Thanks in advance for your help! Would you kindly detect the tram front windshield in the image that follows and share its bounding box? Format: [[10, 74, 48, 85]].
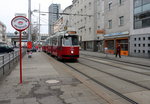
[[63, 35, 78, 46]]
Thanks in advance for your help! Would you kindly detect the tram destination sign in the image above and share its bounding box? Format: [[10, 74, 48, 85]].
[[11, 16, 30, 31]]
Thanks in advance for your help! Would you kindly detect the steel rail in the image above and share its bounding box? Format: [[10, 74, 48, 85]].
[[80, 56, 150, 77], [64, 63, 139, 104]]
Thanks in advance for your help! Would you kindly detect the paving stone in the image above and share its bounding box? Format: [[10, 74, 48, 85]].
[[11, 99, 24, 104], [65, 98, 78, 103], [23, 98, 38, 104]]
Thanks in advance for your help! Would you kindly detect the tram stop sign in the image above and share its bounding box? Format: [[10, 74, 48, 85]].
[[11, 16, 30, 31], [11, 16, 30, 84]]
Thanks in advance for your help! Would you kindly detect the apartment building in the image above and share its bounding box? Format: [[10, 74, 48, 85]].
[[0, 21, 6, 42], [70, 0, 104, 51], [104, 0, 130, 56], [130, 0, 150, 58]]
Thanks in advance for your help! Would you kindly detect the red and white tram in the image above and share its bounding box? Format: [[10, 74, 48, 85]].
[[43, 31, 79, 60]]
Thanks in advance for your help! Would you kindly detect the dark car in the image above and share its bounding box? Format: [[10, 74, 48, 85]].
[[0, 42, 14, 53]]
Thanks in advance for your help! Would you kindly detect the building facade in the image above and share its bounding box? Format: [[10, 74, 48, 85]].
[[130, 0, 150, 58], [70, 0, 105, 51], [104, 0, 130, 56], [0, 21, 6, 42], [53, 16, 63, 33], [48, 4, 61, 36]]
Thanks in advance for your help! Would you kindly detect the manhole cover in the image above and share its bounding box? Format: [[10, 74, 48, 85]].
[[46, 80, 60, 84]]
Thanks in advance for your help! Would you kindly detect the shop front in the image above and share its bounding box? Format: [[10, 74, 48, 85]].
[[104, 31, 129, 56]]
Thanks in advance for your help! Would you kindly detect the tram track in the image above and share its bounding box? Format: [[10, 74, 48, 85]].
[[81, 54, 150, 70], [64, 62, 140, 104], [80, 56, 150, 77], [45, 52, 150, 104], [78, 61, 150, 90]]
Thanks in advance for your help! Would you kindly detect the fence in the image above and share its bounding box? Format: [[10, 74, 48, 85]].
[[0, 49, 26, 78]]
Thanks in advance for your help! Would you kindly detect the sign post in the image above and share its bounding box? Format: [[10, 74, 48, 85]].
[[11, 16, 30, 84]]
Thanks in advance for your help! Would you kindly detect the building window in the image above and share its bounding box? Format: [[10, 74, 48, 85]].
[[143, 50, 145, 53], [97, 13, 100, 19], [84, 17, 87, 23], [148, 37, 150, 40], [109, 2, 112, 10], [89, 27, 91, 33], [138, 50, 141, 53], [134, 44, 136, 47], [89, 2, 91, 9], [108, 20, 112, 29], [119, 16, 124, 26], [84, 6, 86, 11], [139, 44, 141, 47], [148, 44, 150, 47], [98, 26, 100, 29], [148, 50, 150, 53], [143, 44, 145, 47], [134, 38, 136, 41], [134, 0, 150, 29], [139, 37, 141, 40], [134, 50, 136, 53], [143, 37, 145, 40], [134, 0, 142, 7]]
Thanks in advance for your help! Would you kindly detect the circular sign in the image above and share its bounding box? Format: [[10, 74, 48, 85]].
[[11, 16, 30, 31]]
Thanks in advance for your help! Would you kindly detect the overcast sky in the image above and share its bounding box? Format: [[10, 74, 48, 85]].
[[0, 0, 72, 34]]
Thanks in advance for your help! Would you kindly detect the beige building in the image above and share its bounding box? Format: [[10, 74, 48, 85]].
[[104, 0, 130, 56]]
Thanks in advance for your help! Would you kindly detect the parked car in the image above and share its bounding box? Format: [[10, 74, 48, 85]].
[[0, 42, 14, 53], [31, 47, 37, 52]]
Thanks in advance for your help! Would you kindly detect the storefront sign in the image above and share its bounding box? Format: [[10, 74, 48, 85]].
[[97, 30, 105, 34], [104, 31, 129, 37]]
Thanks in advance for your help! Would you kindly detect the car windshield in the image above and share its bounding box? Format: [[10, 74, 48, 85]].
[[63, 35, 79, 46]]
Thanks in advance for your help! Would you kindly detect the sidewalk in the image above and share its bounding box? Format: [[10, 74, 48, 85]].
[[0, 52, 108, 104], [80, 50, 150, 67]]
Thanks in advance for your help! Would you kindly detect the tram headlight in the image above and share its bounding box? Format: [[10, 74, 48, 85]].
[[71, 50, 74, 54]]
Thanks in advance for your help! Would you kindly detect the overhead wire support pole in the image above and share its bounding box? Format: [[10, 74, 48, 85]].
[[39, 4, 41, 44], [28, 0, 31, 41]]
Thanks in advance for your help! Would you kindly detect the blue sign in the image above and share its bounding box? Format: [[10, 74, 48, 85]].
[[104, 31, 129, 37]]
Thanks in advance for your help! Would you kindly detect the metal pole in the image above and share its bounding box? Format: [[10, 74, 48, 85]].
[[28, 0, 31, 41], [39, 4, 41, 44], [19, 31, 23, 84], [93, 0, 97, 51]]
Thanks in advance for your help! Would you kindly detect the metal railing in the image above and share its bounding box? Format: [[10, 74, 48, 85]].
[[0, 49, 26, 78]]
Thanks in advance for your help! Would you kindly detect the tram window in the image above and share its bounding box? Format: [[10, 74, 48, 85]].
[[63, 36, 79, 46], [63, 37, 72, 46], [72, 36, 79, 45]]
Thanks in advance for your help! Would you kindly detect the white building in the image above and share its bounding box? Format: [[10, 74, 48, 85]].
[[70, 0, 105, 51]]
